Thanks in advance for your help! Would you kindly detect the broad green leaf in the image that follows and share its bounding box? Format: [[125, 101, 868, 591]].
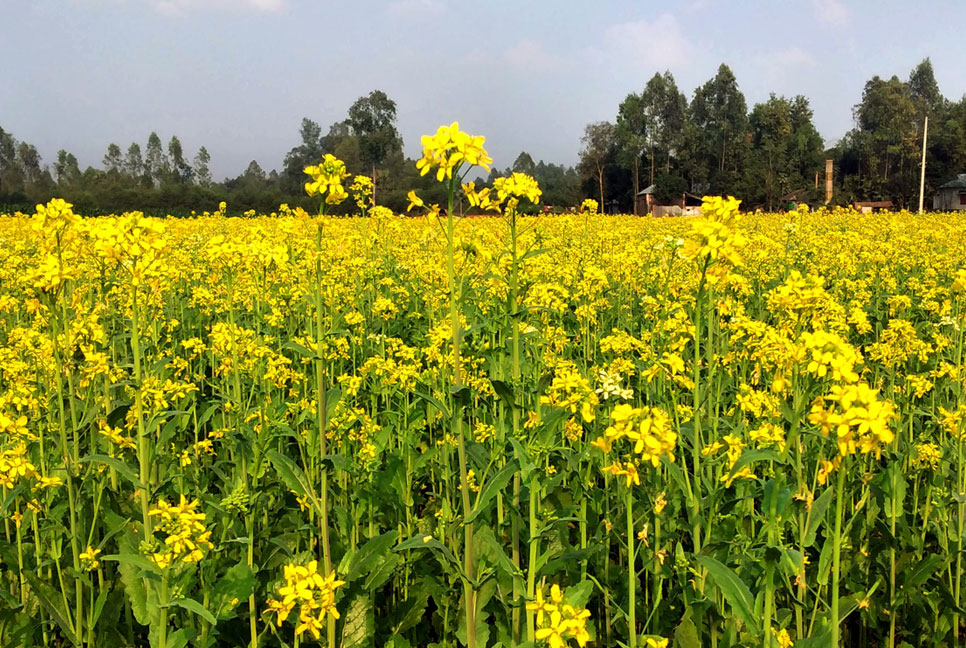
[[22, 571, 81, 646], [490, 379, 517, 409], [805, 487, 834, 547], [343, 530, 400, 582], [167, 597, 217, 626], [673, 608, 701, 648], [341, 594, 374, 648], [0, 486, 25, 515], [393, 590, 430, 634], [90, 587, 110, 631], [414, 390, 450, 419], [266, 450, 321, 515], [723, 449, 784, 483], [476, 526, 522, 583], [565, 580, 594, 608], [102, 553, 161, 576], [366, 553, 401, 590], [467, 459, 518, 523], [283, 340, 319, 359], [696, 556, 758, 634], [209, 563, 255, 620], [164, 628, 196, 648], [901, 553, 944, 592], [78, 454, 143, 489]]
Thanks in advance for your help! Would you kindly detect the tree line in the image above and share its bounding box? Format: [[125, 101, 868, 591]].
[[1, 58, 964, 214], [581, 58, 966, 213]]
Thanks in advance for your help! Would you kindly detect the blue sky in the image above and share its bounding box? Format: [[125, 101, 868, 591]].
[[2, 0, 963, 180]]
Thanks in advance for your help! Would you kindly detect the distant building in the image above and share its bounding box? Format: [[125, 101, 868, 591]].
[[933, 174, 966, 211], [853, 200, 894, 213], [635, 185, 702, 216], [780, 189, 808, 208]]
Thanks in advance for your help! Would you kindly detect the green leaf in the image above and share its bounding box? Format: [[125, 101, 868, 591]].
[[696, 556, 758, 634], [385, 636, 413, 648], [662, 456, 690, 499], [901, 553, 945, 592], [794, 620, 832, 647], [112, 536, 160, 627], [78, 454, 143, 489], [476, 526, 522, 582], [326, 386, 342, 418], [393, 590, 430, 634], [395, 535, 465, 581], [365, 553, 401, 590], [343, 530, 400, 583], [0, 486, 24, 515], [167, 597, 217, 626], [102, 553, 161, 576], [164, 628, 196, 648], [519, 247, 550, 262], [209, 563, 255, 620], [762, 478, 791, 521], [674, 608, 701, 648], [805, 487, 834, 547], [196, 401, 223, 428], [341, 594, 374, 648], [457, 578, 494, 648], [22, 571, 81, 646], [565, 580, 594, 608], [266, 450, 322, 515], [414, 390, 450, 419], [90, 587, 110, 631], [467, 459, 518, 523], [490, 379, 517, 409], [723, 449, 784, 482], [817, 532, 833, 586], [283, 340, 319, 359]]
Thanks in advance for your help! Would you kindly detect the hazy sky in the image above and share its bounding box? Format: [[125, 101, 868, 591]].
[[3, 0, 964, 180]]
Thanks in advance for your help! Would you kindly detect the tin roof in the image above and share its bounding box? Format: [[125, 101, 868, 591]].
[[939, 174, 966, 189]]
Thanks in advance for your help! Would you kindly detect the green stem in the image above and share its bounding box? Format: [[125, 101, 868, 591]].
[[832, 461, 847, 647], [627, 486, 637, 648], [526, 477, 540, 643]]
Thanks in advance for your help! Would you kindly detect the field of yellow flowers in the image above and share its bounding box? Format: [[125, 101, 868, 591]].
[[2, 124, 966, 648]]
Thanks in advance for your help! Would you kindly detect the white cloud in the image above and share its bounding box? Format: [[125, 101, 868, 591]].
[[812, 0, 850, 26], [771, 46, 814, 68], [684, 0, 709, 14], [387, 0, 445, 17], [503, 39, 560, 73], [147, 0, 285, 16], [600, 14, 692, 71], [757, 46, 815, 87]]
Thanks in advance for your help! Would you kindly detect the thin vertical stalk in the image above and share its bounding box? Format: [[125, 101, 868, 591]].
[[313, 219, 336, 648], [626, 486, 637, 648], [831, 461, 847, 647]]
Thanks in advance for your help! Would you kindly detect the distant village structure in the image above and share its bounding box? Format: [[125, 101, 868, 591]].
[[635, 185, 702, 217], [853, 200, 894, 213], [934, 175, 966, 211]]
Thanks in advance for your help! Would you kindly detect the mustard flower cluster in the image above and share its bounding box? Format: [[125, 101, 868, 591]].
[[808, 383, 898, 457], [304, 154, 350, 205], [416, 121, 492, 182], [526, 584, 592, 648], [147, 495, 214, 569], [266, 560, 345, 640]]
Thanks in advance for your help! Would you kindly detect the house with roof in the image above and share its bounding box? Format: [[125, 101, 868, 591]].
[[934, 174, 966, 211], [635, 185, 702, 217]]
